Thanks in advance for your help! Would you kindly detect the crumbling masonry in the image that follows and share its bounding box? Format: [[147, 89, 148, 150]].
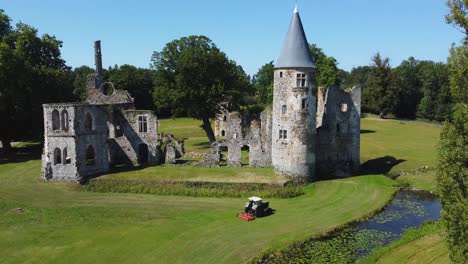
[[41, 41, 168, 182], [205, 8, 361, 181]]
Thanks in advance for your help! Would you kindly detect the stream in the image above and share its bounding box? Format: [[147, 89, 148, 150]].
[[262, 189, 441, 263]]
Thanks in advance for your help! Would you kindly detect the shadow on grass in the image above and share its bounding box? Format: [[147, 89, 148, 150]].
[[0, 142, 42, 165], [360, 156, 406, 175], [360, 129, 376, 134]]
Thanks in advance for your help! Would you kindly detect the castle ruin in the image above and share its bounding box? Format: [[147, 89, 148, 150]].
[[205, 8, 361, 181]]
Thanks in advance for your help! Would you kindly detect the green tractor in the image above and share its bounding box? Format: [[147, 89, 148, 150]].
[[244, 196, 270, 218]]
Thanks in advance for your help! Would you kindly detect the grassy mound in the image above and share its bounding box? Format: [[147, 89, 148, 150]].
[[83, 179, 303, 198]]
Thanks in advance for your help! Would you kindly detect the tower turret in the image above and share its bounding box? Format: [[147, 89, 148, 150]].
[[271, 6, 317, 182]]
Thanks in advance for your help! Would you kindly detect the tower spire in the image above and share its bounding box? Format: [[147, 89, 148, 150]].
[[275, 6, 315, 69]]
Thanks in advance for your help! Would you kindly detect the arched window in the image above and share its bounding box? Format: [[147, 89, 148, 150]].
[[223, 115, 227, 122], [221, 130, 226, 137], [63, 147, 71, 164], [61, 110, 69, 130], [86, 145, 95, 166], [52, 110, 60, 130], [54, 148, 61, 165], [85, 113, 93, 132]]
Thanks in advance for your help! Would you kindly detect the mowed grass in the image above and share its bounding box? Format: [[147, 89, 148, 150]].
[[0, 159, 394, 263], [376, 234, 449, 264], [361, 117, 440, 172], [359, 223, 449, 264], [0, 117, 444, 263]]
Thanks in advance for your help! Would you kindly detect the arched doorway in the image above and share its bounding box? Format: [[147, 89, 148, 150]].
[[86, 145, 95, 166], [138, 143, 149, 165], [241, 145, 250, 166]]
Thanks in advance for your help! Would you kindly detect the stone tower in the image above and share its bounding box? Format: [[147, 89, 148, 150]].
[[271, 6, 317, 182]]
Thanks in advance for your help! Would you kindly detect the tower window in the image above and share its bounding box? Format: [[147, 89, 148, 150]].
[[282, 105, 287, 114], [223, 115, 227, 121], [301, 98, 307, 109], [296, 73, 306, 87], [221, 130, 226, 137], [138, 115, 148, 133], [279, 130, 288, 139], [280, 72, 283, 78], [52, 110, 60, 131]]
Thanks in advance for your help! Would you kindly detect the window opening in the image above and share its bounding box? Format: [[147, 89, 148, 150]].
[[282, 105, 287, 114], [280, 72, 283, 78], [138, 115, 148, 133], [301, 98, 307, 109], [341, 103, 348, 112], [279, 130, 288, 139], [54, 148, 61, 165], [241, 145, 250, 166], [86, 145, 95, 166], [63, 147, 71, 164], [61, 110, 69, 130], [221, 130, 226, 137], [296, 73, 306, 87], [52, 110, 60, 130], [85, 113, 93, 132]]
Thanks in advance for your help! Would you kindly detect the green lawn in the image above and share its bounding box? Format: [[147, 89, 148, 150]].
[[0, 117, 444, 263], [0, 160, 394, 263], [359, 223, 449, 264], [361, 117, 440, 172]]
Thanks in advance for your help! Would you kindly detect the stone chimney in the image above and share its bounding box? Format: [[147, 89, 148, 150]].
[[86, 40, 104, 97], [94, 40, 103, 78]]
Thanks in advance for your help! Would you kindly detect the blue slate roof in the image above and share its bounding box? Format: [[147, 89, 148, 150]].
[[275, 8, 316, 69]]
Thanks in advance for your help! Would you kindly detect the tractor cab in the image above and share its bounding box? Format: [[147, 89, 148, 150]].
[[243, 196, 270, 218]]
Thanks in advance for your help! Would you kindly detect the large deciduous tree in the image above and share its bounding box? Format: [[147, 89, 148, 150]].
[[362, 53, 397, 118], [108, 64, 154, 110], [437, 1, 468, 263], [309, 44, 341, 88], [252, 61, 274, 105], [151, 35, 250, 142], [0, 10, 72, 152]]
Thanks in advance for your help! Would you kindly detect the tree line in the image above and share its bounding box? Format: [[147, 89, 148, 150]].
[[0, 7, 461, 149]]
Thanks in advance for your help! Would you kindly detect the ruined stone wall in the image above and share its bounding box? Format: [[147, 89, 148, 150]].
[[200, 109, 272, 168], [113, 110, 159, 166], [42, 104, 80, 181], [271, 68, 317, 182], [74, 105, 110, 178], [315, 86, 361, 178]]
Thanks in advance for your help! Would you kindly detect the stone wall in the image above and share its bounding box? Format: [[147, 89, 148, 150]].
[[316, 86, 361, 178], [201, 108, 272, 167]]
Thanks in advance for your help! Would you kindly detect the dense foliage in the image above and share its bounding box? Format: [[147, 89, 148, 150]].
[[436, 1, 468, 263], [0, 10, 73, 152], [151, 35, 251, 142]]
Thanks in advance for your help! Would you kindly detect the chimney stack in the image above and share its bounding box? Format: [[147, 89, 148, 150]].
[[94, 40, 103, 77]]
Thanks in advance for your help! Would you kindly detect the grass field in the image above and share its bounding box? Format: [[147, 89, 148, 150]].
[[359, 222, 449, 264], [0, 117, 446, 263]]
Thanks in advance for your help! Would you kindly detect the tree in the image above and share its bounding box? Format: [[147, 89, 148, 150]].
[[108, 64, 154, 110], [417, 62, 450, 120], [392, 57, 423, 119], [0, 11, 72, 152], [437, 1, 468, 263], [446, 0, 468, 38], [71, 65, 94, 100], [151, 35, 250, 142], [309, 44, 341, 87], [252, 61, 274, 105], [342, 66, 372, 89], [362, 53, 397, 118]]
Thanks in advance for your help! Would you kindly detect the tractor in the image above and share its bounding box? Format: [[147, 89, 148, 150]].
[[239, 197, 270, 220]]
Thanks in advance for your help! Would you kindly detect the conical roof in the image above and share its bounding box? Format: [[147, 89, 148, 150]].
[[275, 7, 316, 69]]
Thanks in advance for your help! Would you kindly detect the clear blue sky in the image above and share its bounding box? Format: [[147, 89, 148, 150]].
[[1, 0, 464, 75]]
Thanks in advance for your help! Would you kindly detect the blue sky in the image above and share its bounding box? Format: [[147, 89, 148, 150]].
[[1, 0, 464, 75]]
